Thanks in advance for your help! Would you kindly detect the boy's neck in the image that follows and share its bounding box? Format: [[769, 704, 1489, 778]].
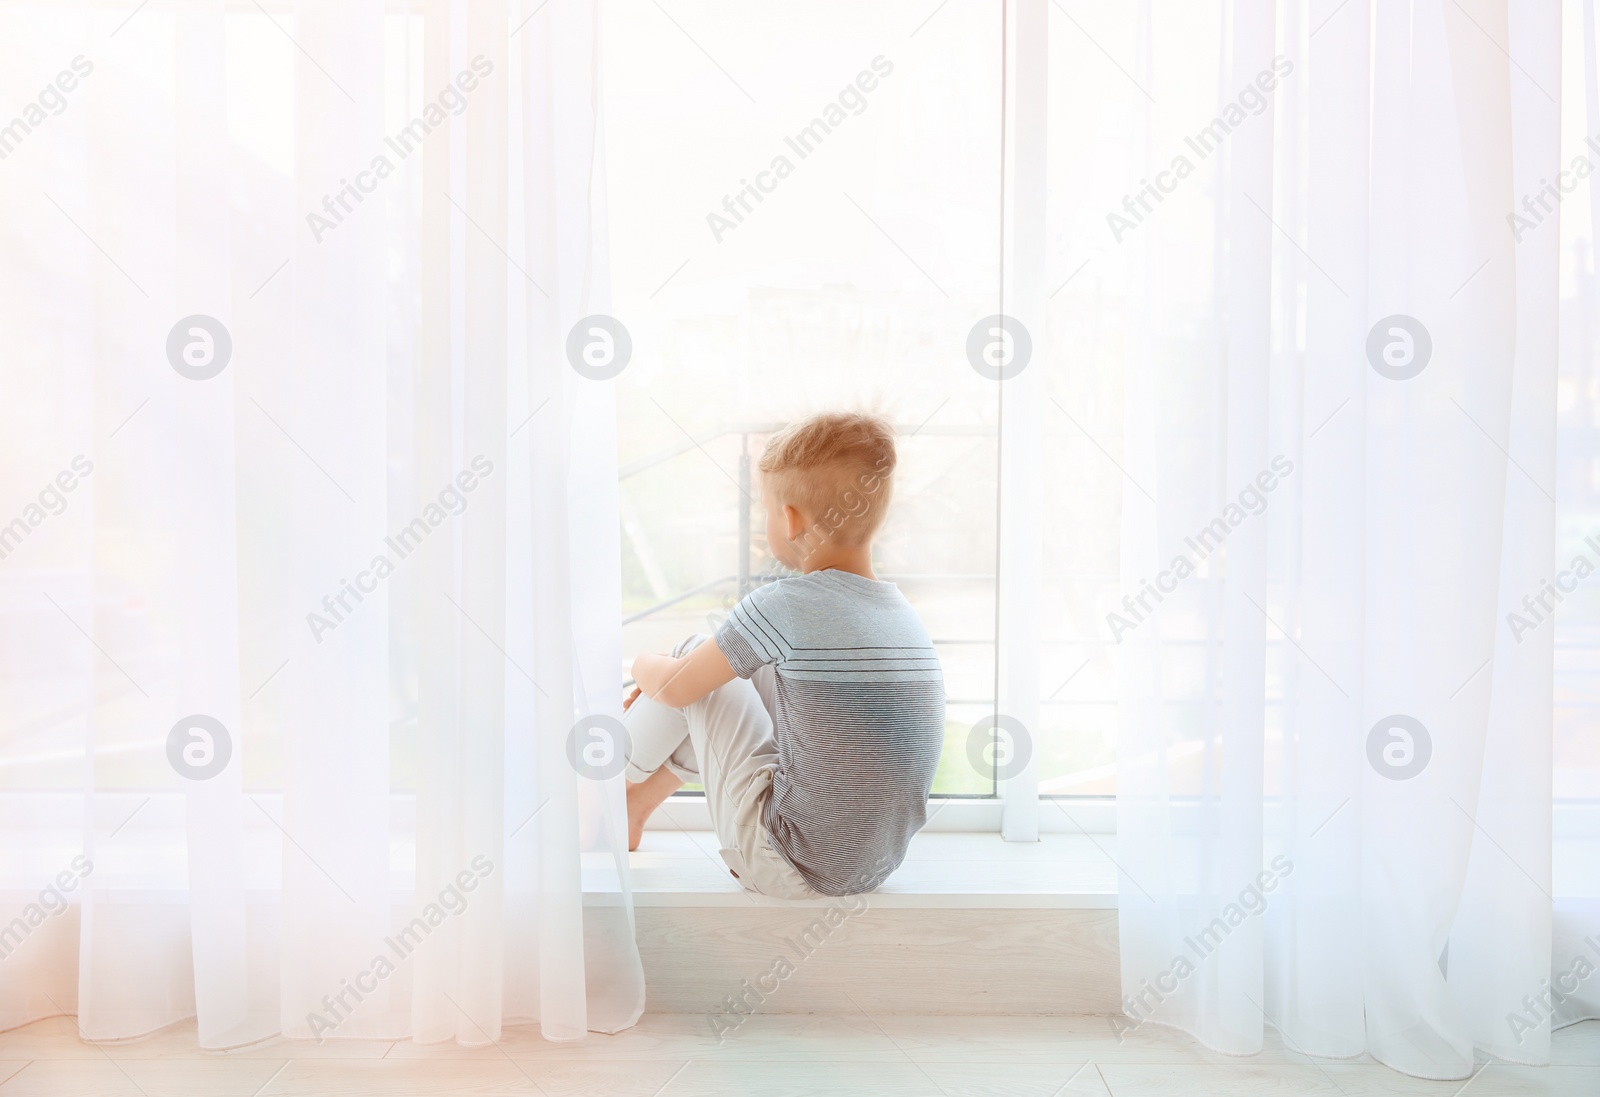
[[798, 542, 877, 581]]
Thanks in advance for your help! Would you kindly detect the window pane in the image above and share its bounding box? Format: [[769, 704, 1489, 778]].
[[602, 2, 1004, 794]]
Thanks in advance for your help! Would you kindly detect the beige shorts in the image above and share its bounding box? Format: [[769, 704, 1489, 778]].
[[623, 634, 818, 901]]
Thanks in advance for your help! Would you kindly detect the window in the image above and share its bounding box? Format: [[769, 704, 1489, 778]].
[[604, 2, 1011, 797]]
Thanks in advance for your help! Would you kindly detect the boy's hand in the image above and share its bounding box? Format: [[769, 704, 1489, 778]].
[[631, 642, 737, 708], [623, 685, 642, 711]]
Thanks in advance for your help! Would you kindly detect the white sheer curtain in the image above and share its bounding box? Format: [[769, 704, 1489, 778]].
[[1112, 0, 1595, 1079], [0, 0, 641, 1046]]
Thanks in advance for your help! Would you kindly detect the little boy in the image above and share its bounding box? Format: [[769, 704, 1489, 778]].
[[622, 412, 946, 899]]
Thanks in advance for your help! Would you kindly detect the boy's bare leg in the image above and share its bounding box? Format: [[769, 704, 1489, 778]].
[[625, 766, 684, 851]]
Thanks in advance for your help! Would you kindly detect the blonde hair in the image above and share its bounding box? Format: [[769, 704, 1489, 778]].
[[759, 411, 896, 547]]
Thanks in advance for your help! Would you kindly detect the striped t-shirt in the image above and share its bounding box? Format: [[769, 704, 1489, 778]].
[[714, 568, 946, 896]]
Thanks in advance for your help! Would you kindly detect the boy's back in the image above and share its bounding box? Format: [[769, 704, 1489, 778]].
[[716, 567, 945, 896], [624, 410, 947, 899]]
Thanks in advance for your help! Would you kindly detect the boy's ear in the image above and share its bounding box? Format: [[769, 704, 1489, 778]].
[[783, 503, 806, 542]]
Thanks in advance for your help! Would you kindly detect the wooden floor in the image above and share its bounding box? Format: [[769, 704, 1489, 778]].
[[0, 1012, 1594, 1095]]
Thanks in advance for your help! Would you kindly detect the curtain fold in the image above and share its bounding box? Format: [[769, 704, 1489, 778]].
[[1453, 0, 1560, 1066], [173, 0, 254, 1050], [1275, 0, 1368, 1062], [0, 0, 641, 1047], [278, 0, 394, 1045], [1114, 0, 1577, 1078], [523, 0, 644, 1035]]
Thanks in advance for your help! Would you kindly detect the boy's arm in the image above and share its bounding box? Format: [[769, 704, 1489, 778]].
[[631, 640, 738, 708]]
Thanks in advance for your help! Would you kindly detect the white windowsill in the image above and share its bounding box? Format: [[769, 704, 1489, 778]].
[[621, 800, 1600, 911], [617, 830, 1120, 909]]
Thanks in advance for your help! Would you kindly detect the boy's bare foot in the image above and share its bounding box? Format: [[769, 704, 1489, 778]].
[[625, 766, 684, 851]]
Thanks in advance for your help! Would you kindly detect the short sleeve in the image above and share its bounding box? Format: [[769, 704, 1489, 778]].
[[714, 582, 790, 678]]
